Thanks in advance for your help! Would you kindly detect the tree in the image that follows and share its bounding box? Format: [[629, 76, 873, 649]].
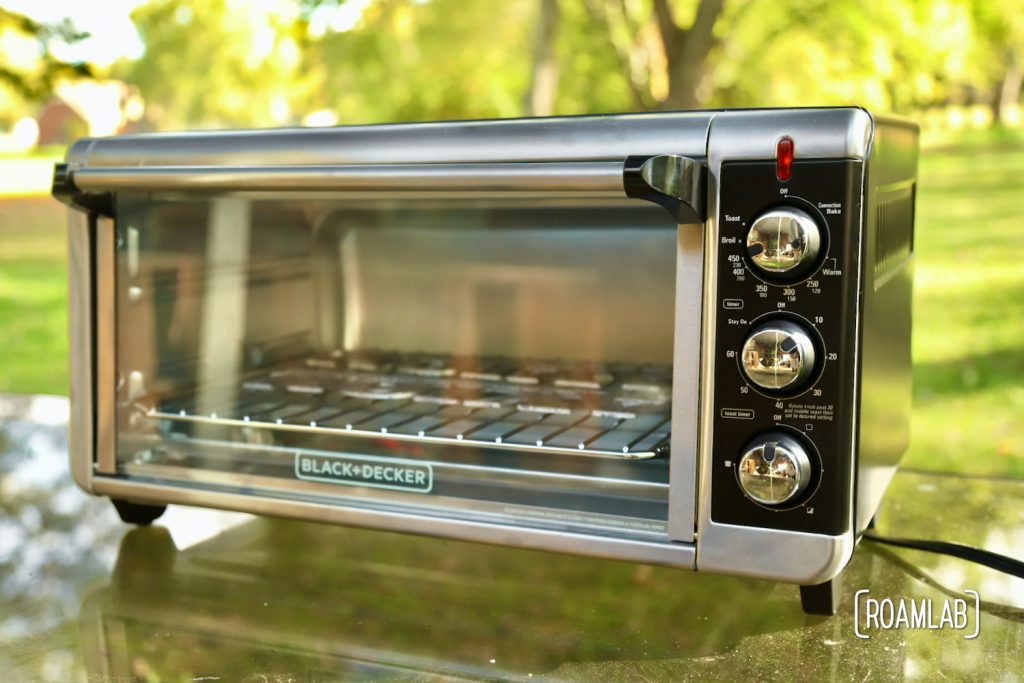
[[524, 0, 561, 116], [117, 0, 316, 130], [0, 9, 92, 100], [653, 0, 724, 109], [306, 0, 536, 123], [0, 8, 92, 125], [582, 0, 725, 110], [112, 0, 1023, 128], [968, 0, 1024, 124]]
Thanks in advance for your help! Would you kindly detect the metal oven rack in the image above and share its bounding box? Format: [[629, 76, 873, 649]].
[[146, 352, 673, 460]]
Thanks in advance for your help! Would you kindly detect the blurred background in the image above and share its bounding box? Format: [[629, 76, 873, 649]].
[[0, 0, 1021, 478]]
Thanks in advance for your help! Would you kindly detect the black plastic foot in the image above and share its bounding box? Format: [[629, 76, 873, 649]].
[[112, 498, 167, 526], [800, 575, 842, 615]]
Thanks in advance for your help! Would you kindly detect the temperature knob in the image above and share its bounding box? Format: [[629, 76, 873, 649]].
[[736, 432, 813, 506], [746, 207, 822, 280], [740, 319, 817, 392]]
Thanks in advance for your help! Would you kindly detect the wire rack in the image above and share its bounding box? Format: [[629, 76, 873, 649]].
[[148, 351, 673, 460]]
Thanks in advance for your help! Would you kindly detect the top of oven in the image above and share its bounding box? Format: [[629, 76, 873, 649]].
[[55, 107, 888, 228], [61, 107, 879, 169], [65, 111, 715, 168]]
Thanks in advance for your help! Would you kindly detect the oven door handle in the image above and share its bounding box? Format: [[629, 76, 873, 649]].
[[53, 155, 706, 223]]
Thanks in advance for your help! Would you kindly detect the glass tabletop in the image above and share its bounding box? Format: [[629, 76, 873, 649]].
[[2, 394, 1022, 682]]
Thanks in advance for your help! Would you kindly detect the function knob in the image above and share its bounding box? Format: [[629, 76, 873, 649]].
[[746, 207, 822, 280], [740, 319, 817, 393], [736, 432, 813, 506]]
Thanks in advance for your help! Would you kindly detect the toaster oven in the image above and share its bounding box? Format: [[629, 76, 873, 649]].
[[54, 108, 918, 614]]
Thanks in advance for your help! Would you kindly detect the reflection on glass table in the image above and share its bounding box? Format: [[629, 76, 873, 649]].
[[78, 471, 1024, 683], [3, 396, 1024, 681]]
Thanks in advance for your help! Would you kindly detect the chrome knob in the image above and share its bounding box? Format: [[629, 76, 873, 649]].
[[737, 433, 812, 506], [740, 319, 816, 392], [746, 207, 822, 279]]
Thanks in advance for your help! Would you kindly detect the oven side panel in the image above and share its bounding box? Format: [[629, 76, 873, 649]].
[[854, 116, 919, 533]]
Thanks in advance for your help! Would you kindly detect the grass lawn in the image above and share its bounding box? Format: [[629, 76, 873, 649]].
[[0, 131, 1021, 477], [0, 198, 67, 396], [909, 131, 1024, 478]]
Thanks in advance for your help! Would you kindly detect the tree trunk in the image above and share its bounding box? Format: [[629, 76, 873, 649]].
[[653, 0, 725, 110], [992, 59, 1022, 126], [524, 0, 560, 117]]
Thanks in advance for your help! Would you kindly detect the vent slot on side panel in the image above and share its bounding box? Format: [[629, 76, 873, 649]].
[[874, 184, 915, 288]]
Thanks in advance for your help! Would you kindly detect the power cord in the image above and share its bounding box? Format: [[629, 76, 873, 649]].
[[865, 543, 1024, 622], [863, 531, 1024, 579]]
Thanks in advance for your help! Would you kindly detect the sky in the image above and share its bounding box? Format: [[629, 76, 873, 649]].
[[3, 0, 146, 66], [2, 0, 380, 67]]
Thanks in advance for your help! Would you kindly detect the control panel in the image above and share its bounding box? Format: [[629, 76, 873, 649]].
[[711, 159, 863, 535]]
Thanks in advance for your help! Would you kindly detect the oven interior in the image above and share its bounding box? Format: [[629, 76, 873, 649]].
[[113, 195, 681, 538]]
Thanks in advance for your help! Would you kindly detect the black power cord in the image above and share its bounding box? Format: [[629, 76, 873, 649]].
[[865, 543, 1024, 623], [863, 531, 1024, 579]]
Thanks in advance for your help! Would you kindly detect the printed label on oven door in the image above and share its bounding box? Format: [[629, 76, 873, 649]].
[[295, 452, 433, 493]]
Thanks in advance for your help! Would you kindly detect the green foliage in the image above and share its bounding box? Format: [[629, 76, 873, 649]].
[[672, 0, 1020, 111], [306, 0, 537, 123], [94, 0, 1024, 127], [0, 9, 92, 126], [116, 0, 316, 130], [968, 0, 1024, 82], [0, 9, 92, 100]]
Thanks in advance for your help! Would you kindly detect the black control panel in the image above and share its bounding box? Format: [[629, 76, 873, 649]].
[[710, 159, 863, 535]]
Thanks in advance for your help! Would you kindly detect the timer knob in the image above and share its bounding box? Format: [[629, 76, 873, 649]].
[[746, 207, 822, 280], [740, 319, 817, 392], [736, 432, 813, 506]]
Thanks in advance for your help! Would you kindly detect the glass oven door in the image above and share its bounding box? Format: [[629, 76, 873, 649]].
[[83, 160, 704, 542]]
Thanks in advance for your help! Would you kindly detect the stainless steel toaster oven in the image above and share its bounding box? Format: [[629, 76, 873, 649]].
[[54, 108, 918, 614]]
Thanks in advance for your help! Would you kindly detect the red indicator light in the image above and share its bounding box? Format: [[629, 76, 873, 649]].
[[776, 136, 794, 181]]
